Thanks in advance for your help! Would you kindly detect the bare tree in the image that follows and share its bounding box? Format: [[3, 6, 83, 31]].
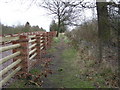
[[39, 0, 95, 36]]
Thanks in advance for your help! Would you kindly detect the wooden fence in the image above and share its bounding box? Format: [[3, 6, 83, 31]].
[[0, 31, 57, 87]]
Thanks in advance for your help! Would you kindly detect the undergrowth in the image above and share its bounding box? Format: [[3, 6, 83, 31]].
[[65, 30, 118, 88], [9, 58, 53, 88]]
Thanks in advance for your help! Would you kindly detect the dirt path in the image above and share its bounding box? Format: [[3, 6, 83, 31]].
[[41, 37, 96, 88], [42, 39, 67, 88]]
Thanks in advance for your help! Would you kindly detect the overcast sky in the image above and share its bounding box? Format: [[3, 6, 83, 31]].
[[0, 0, 95, 31], [0, 0, 53, 31]]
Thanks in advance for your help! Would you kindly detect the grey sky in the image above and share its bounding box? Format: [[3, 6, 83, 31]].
[[0, 0, 54, 31], [0, 0, 97, 31]]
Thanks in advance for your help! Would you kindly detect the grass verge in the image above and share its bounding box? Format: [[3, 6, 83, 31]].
[[9, 68, 41, 88], [48, 45, 115, 88]]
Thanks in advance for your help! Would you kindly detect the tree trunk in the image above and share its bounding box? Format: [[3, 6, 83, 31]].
[[96, 0, 110, 63], [117, 4, 120, 87], [57, 16, 61, 37], [56, 6, 61, 37]]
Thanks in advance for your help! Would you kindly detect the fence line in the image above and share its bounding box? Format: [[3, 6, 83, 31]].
[[0, 31, 57, 87]]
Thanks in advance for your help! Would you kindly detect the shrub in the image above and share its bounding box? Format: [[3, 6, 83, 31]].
[[65, 19, 98, 49]]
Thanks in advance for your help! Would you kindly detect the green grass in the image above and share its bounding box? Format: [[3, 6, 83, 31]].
[[53, 33, 70, 44], [47, 46, 110, 88], [46, 35, 95, 88], [29, 68, 41, 75], [53, 37, 60, 43], [9, 68, 41, 88], [47, 47, 56, 53], [62, 48, 77, 60], [47, 47, 95, 88], [50, 33, 116, 88], [9, 80, 26, 88], [61, 48, 95, 88]]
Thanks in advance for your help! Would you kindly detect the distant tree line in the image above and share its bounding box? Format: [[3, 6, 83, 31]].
[[49, 20, 67, 33], [1, 22, 45, 35]]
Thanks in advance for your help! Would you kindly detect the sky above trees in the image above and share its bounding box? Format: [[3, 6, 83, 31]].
[[0, 0, 96, 31], [0, 0, 53, 31]]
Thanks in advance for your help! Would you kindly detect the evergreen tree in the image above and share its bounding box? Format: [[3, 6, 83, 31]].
[[59, 22, 67, 33], [23, 22, 30, 32], [50, 20, 58, 31], [50, 20, 67, 33]]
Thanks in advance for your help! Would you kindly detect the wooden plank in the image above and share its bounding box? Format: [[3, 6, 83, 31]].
[[0, 51, 21, 65], [29, 39, 36, 43], [40, 47, 44, 50], [29, 43, 37, 49], [40, 43, 44, 46], [40, 40, 44, 43], [5, 35, 11, 37], [0, 37, 19, 43], [0, 59, 21, 78], [0, 44, 20, 52], [40, 37, 44, 39], [29, 48, 37, 55], [29, 53, 37, 60], [28, 35, 36, 38], [0, 66, 21, 87]]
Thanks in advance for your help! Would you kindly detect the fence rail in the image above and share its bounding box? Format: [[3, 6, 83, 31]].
[[0, 31, 57, 87], [0, 44, 21, 52]]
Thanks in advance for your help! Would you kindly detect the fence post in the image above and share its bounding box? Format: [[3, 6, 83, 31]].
[[13, 35, 29, 72], [35, 34, 41, 63], [42, 33, 47, 56], [46, 32, 49, 49], [47, 32, 50, 48], [48, 32, 52, 48], [49, 32, 52, 48]]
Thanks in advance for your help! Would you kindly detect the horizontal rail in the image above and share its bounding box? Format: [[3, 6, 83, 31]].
[[40, 43, 44, 46], [40, 47, 44, 50], [5, 35, 11, 37], [29, 48, 37, 55], [0, 51, 21, 65], [40, 40, 44, 42], [29, 39, 36, 43], [28, 35, 36, 38], [29, 53, 37, 60], [0, 59, 21, 78], [40, 37, 44, 39], [0, 37, 19, 43], [0, 66, 21, 87], [0, 44, 20, 52], [29, 43, 37, 49], [0, 41, 11, 45]]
